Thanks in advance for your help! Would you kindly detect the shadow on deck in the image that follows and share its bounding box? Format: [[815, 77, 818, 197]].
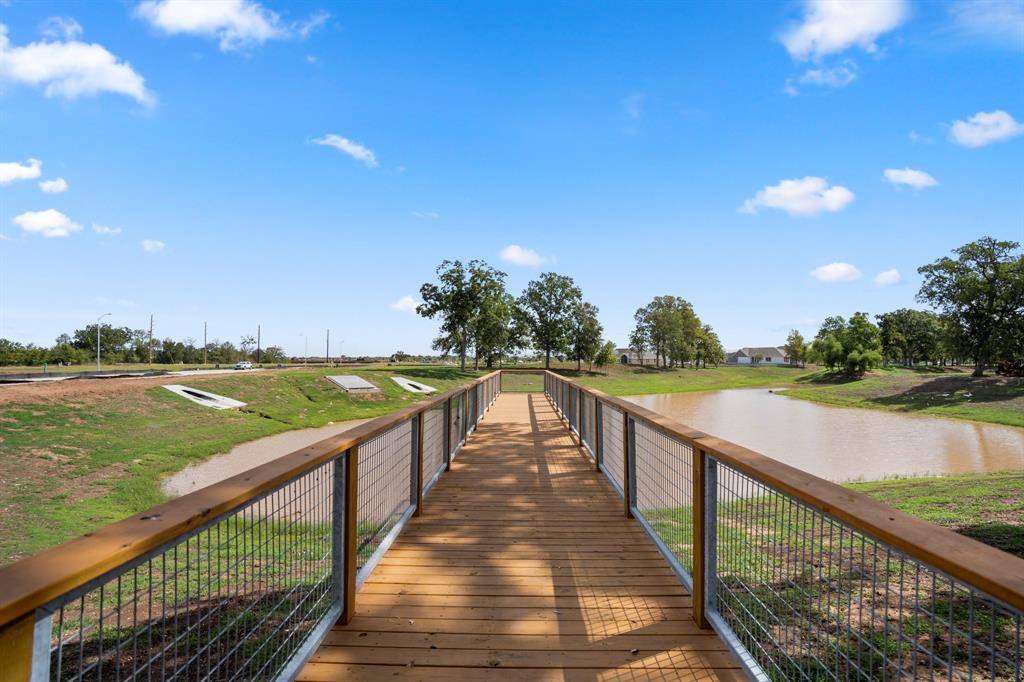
[[299, 392, 740, 681]]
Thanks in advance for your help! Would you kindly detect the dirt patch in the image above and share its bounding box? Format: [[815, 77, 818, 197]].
[[162, 418, 371, 498]]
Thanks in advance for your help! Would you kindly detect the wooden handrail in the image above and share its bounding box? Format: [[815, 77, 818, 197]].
[[0, 371, 501, 629], [543, 371, 1024, 613]]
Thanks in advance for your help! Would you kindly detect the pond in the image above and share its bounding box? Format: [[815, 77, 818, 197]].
[[625, 388, 1024, 482]]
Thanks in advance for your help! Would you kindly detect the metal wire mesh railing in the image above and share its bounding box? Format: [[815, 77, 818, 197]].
[[710, 458, 1024, 681], [355, 421, 413, 579], [46, 458, 340, 682], [543, 372, 1024, 682], [421, 405, 445, 494], [1, 372, 502, 682], [632, 419, 695, 585]]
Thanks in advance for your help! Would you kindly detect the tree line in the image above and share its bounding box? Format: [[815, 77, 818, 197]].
[[627, 296, 725, 368], [417, 260, 617, 370], [784, 237, 1023, 377], [0, 325, 288, 368]]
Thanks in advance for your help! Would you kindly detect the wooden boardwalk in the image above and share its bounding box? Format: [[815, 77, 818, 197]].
[[298, 392, 741, 681]]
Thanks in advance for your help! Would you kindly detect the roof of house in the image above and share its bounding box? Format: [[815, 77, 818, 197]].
[[734, 347, 786, 358]]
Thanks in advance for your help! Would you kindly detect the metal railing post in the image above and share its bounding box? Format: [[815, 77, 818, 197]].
[[331, 453, 346, 614], [0, 610, 50, 682], [340, 445, 358, 625], [412, 412, 423, 517], [444, 397, 452, 471], [623, 413, 634, 519], [692, 447, 715, 630]]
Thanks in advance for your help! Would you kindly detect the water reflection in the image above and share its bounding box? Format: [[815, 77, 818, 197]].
[[625, 389, 1024, 482]]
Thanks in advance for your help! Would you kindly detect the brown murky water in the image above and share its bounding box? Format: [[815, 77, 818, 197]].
[[626, 389, 1024, 482]]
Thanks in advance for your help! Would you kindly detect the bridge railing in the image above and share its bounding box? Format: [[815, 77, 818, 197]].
[[0, 371, 501, 682], [545, 371, 1024, 682]]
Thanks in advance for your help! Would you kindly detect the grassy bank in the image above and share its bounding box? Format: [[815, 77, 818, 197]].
[[0, 365, 481, 566], [784, 366, 1024, 428], [850, 471, 1024, 559], [548, 363, 1024, 428], [556, 363, 814, 395]]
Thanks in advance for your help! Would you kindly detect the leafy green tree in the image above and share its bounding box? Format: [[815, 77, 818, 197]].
[[875, 309, 943, 366], [630, 296, 701, 367], [518, 272, 582, 368], [695, 325, 724, 368], [418, 260, 492, 371], [72, 324, 131, 361], [262, 346, 287, 363], [752, 353, 764, 365], [917, 237, 1024, 376], [784, 330, 807, 367], [811, 313, 882, 375], [594, 341, 617, 369], [467, 263, 515, 369], [569, 301, 603, 371]]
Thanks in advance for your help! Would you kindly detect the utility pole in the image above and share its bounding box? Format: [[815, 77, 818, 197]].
[[256, 325, 261, 364], [326, 329, 330, 366], [203, 321, 208, 366], [148, 314, 154, 365], [96, 312, 111, 371]]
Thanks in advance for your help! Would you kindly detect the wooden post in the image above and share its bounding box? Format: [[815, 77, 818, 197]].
[[622, 411, 633, 519], [340, 445, 358, 625], [0, 614, 34, 682], [414, 411, 424, 517], [692, 447, 710, 630]]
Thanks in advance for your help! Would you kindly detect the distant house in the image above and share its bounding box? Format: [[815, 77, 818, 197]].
[[725, 347, 789, 365], [615, 348, 659, 365]]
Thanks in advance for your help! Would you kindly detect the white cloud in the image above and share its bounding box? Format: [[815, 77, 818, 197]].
[[141, 239, 165, 252], [411, 211, 440, 220], [810, 262, 862, 283], [781, 0, 908, 60], [390, 295, 419, 312], [0, 23, 153, 105], [92, 223, 122, 236], [13, 208, 82, 238], [136, 0, 328, 51], [312, 134, 378, 167], [799, 60, 858, 88], [949, 110, 1024, 147], [947, 0, 1024, 49], [499, 244, 548, 268], [0, 158, 41, 185], [623, 93, 645, 120], [39, 177, 68, 193], [740, 176, 855, 216], [883, 167, 938, 189], [874, 268, 902, 285], [908, 130, 933, 144], [40, 17, 83, 41]]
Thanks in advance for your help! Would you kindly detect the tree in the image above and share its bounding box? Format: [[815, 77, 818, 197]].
[[72, 324, 131, 361], [418, 260, 473, 370], [630, 296, 701, 368], [811, 313, 882, 375], [467, 263, 516, 369], [262, 346, 286, 363], [518, 273, 581, 368], [594, 341, 617, 369], [569, 301, 603, 371], [875, 309, 943, 366], [917, 237, 1024, 376], [391, 350, 410, 362], [752, 353, 764, 366], [695, 325, 724, 368], [784, 330, 807, 367]]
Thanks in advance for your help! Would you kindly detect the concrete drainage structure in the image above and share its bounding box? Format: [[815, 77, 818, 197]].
[[163, 385, 247, 409], [326, 375, 381, 394], [391, 376, 437, 394]]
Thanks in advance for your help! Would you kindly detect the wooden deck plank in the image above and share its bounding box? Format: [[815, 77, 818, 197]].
[[300, 392, 738, 680]]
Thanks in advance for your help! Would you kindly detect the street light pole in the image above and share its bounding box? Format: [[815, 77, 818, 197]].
[[96, 312, 111, 371]]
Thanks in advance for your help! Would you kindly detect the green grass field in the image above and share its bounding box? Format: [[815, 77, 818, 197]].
[[0, 365, 482, 566]]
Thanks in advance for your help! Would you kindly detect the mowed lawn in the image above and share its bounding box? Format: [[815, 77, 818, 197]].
[[0, 365, 483, 566]]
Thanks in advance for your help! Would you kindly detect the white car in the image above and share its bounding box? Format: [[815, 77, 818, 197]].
[[234, 361, 253, 370]]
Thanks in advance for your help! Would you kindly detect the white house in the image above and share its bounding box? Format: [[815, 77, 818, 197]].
[[615, 348, 659, 365], [724, 347, 789, 365]]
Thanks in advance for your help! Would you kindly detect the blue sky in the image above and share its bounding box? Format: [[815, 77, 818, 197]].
[[1, 0, 1022, 356]]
